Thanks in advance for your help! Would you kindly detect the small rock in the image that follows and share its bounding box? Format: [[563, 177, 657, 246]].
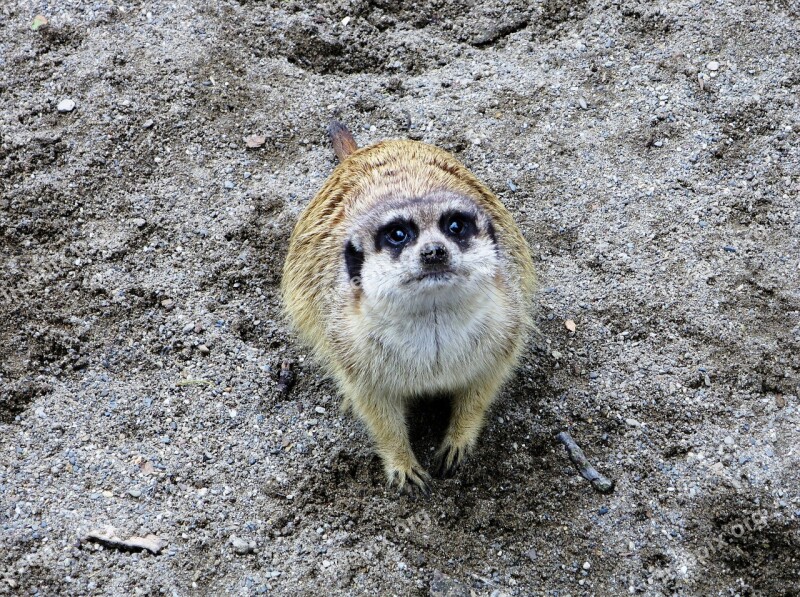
[[31, 14, 48, 31], [128, 488, 142, 498], [34, 407, 47, 419], [578, 96, 588, 110], [625, 418, 642, 428], [598, 506, 609, 515], [582, 561, 591, 570], [57, 99, 76, 113], [723, 436, 734, 446], [231, 536, 256, 555], [182, 322, 195, 334], [161, 299, 175, 310], [245, 134, 266, 149], [775, 395, 786, 408], [198, 344, 210, 355], [706, 60, 720, 71], [132, 218, 147, 229], [430, 570, 470, 597], [524, 549, 537, 562], [723, 245, 737, 253], [341, 16, 351, 26], [142, 119, 155, 129], [224, 181, 235, 190], [314, 406, 326, 414], [507, 179, 517, 192]]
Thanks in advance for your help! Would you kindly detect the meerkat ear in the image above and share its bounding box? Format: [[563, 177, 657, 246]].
[[328, 119, 358, 162], [344, 240, 364, 281]]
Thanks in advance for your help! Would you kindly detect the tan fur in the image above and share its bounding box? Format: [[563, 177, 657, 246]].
[[281, 129, 536, 494]]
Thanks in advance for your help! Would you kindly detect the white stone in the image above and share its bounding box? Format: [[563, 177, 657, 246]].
[[57, 99, 75, 113]]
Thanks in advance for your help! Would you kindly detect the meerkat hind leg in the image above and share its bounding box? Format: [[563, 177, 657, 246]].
[[351, 391, 431, 497], [434, 381, 501, 479]]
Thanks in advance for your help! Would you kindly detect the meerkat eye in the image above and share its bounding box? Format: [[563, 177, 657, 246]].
[[441, 212, 476, 240], [386, 226, 410, 245], [376, 219, 417, 252], [447, 217, 466, 236]]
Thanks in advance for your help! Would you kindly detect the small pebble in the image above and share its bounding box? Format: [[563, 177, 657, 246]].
[[128, 488, 142, 498], [723, 245, 737, 253], [724, 436, 734, 446], [182, 322, 195, 333], [224, 181, 235, 190], [198, 344, 210, 355], [314, 406, 326, 414], [582, 562, 591, 570], [57, 99, 76, 113], [231, 536, 256, 555], [142, 119, 154, 129], [578, 96, 588, 110], [132, 218, 147, 229], [706, 60, 720, 71]]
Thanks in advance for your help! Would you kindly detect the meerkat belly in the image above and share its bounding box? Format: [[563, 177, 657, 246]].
[[351, 297, 513, 396]]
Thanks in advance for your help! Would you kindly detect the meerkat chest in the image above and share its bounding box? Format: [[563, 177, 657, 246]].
[[353, 292, 513, 393]]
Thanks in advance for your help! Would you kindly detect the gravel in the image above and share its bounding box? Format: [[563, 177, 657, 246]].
[[1, 0, 799, 595]]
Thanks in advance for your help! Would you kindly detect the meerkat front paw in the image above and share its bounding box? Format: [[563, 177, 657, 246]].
[[433, 441, 471, 479], [386, 461, 432, 498]]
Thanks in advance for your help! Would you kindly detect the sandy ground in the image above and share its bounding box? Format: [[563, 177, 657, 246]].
[[1, 0, 799, 595]]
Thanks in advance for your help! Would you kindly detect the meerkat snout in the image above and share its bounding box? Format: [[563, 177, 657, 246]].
[[419, 242, 448, 267], [282, 121, 536, 496]]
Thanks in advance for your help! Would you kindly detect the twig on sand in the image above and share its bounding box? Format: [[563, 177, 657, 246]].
[[83, 526, 166, 555], [555, 431, 615, 494], [276, 359, 295, 396]]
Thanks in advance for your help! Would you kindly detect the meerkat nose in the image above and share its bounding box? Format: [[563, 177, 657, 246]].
[[420, 242, 449, 266]]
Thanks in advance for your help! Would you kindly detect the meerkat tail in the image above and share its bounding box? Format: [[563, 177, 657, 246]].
[[328, 119, 358, 162]]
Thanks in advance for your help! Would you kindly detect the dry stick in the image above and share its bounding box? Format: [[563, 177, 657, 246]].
[[555, 431, 615, 494]]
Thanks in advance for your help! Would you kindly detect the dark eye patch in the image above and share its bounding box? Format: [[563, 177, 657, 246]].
[[486, 220, 497, 245], [375, 218, 418, 255], [439, 210, 477, 247], [344, 241, 364, 281]]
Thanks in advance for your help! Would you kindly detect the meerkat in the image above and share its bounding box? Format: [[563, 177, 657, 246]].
[[281, 121, 536, 495]]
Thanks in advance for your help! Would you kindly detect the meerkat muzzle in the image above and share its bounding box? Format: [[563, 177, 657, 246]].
[[420, 242, 449, 266]]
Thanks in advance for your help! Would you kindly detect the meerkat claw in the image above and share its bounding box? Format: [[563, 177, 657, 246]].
[[433, 444, 467, 479], [388, 466, 432, 498]]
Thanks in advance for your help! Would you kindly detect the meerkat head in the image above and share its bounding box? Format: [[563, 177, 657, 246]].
[[342, 192, 501, 313]]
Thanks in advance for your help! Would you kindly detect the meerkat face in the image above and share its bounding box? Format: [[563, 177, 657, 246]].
[[343, 192, 500, 313]]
